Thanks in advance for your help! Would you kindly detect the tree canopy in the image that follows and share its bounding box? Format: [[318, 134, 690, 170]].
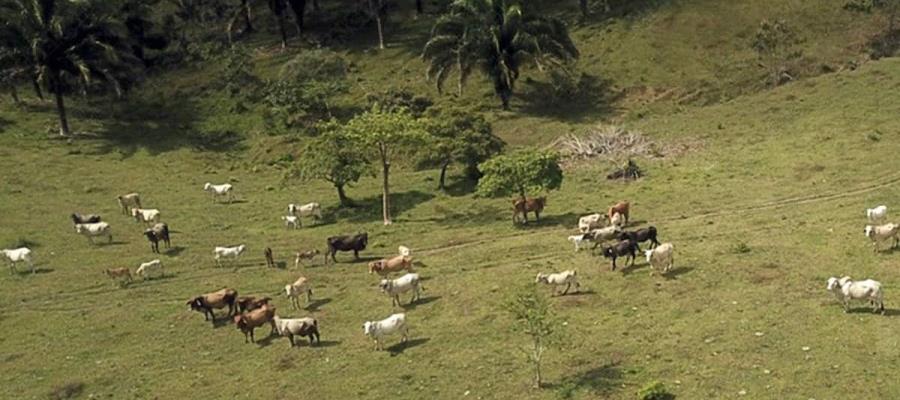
[[476, 148, 563, 200]]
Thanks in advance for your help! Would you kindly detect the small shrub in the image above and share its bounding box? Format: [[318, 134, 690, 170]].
[[49, 382, 84, 400], [732, 242, 752, 254], [191, 130, 244, 152], [867, 130, 882, 142], [637, 381, 674, 400], [264, 50, 349, 132]]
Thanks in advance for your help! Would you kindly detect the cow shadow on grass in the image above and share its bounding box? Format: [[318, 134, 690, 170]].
[[553, 361, 623, 397], [313, 340, 341, 348], [13, 267, 54, 276], [211, 317, 234, 329], [163, 246, 187, 257], [387, 338, 430, 356], [306, 298, 332, 311], [401, 295, 441, 310], [663, 266, 694, 279], [515, 212, 580, 230], [846, 308, 900, 316], [325, 190, 436, 224]]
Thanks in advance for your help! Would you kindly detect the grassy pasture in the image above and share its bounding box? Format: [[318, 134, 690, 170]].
[[1, 53, 899, 400]]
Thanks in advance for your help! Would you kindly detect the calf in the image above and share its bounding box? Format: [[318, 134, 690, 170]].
[[105, 267, 132, 286], [535, 270, 579, 295], [233, 303, 276, 343], [144, 223, 170, 253], [568, 234, 589, 252], [71, 213, 101, 225], [273, 316, 320, 347], [116, 193, 141, 215], [607, 201, 630, 224], [363, 313, 409, 351], [867, 205, 888, 223], [135, 259, 163, 279], [601, 240, 638, 271], [187, 288, 239, 324], [379, 273, 423, 307], [282, 215, 300, 229], [285, 276, 313, 309], [1, 247, 33, 274], [645, 243, 674, 274], [513, 197, 546, 224], [368, 255, 414, 277], [617, 226, 660, 251], [325, 232, 368, 264], [578, 213, 605, 233], [294, 249, 319, 268], [74, 222, 112, 245], [131, 208, 161, 225], [264, 247, 275, 268]]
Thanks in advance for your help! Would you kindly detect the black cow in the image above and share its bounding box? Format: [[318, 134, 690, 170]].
[[617, 226, 660, 252], [144, 223, 170, 253], [325, 232, 368, 264], [601, 239, 639, 271], [71, 213, 101, 225]]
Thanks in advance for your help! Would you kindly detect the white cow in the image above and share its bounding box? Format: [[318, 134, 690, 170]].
[[363, 313, 409, 351], [282, 215, 300, 229], [535, 270, 579, 295], [204, 183, 234, 203], [867, 205, 888, 223], [285, 276, 312, 309], [1, 247, 33, 274], [214, 244, 245, 266], [398, 245, 411, 257], [287, 202, 322, 226], [116, 193, 141, 215], [136, 259, 163, 279], [379, 273, 423, 307], [864, 223, 900, 252], [578, 213, 605, 233], [131, 208, 161, 225], [567, 234, 589, 252], [645, 243, 674, 274], [74, 222, 112, 245], [827, 276, 884, 314]]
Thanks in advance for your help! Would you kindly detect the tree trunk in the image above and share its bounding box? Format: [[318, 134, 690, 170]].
[[579, 0, 587, 18], [31, 78, 44, 101], [9, 85, 21, 105], [415, 0, 423, 15], [381, 158, 392, 225], [313, 0, 320, 12], [277, 13, 288, 48], [242, 0, 254, 32], [438, 161, 449, 190], [335, 183, 353, 207], [287, 0, 306, 34], [369, 0, 385, 49], [518, 187, 526, 203], [54, 88, 70, 137]]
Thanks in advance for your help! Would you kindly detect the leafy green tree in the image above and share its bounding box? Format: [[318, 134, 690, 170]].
[[287, 120, 370, 207], [264, 49, 348, 130], [420, 108, 504, 190], [342, 106, 428, 225], [505, 284, 560, 389], [4, 0, 142, 136], [423, 0, 579, 108], [752, 19, 801, 86], [476, 148, 562, 201]]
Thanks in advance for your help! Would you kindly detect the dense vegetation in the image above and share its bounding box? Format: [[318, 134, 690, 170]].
[[2, 0, 900, 398]]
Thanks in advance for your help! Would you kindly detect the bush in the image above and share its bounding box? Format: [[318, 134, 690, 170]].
[[222, 45, 261, 112], [637, 381, 674, 400], [264, 50, 349, 132]]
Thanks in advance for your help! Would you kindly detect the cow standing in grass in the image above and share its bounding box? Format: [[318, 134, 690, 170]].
[[513, 197, 546, 224]]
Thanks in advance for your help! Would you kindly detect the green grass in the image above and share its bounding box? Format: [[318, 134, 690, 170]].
[[2, 54, 900, 399], [1, 1, 900, 398]]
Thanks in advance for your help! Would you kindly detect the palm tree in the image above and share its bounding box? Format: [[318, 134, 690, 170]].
[[423, 0, 578, 109], [6, 0, 139, 137]]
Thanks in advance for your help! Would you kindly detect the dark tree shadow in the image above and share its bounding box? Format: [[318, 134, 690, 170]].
[[85, 95, 244, 158], [576, 0, 672, 24], [554, 362, 623, 397], [430, 203, 505, 227], [325, 190, 436, 224], [516, 212, 579, 230], [518, 74, 621, 122], [387, 337, 430, 355], [0, 115, 14, 132], [442, 177, 478, 197], [401, 295, 441, 310]]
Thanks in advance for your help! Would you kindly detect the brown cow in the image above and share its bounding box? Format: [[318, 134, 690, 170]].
[[607, 201, 630, 225], [513, 197, 546, 224], [264, 247, 275, 268], [368, 255, 414, 276], [187, 288, 239, 324], [233, 303, 277, 343], [236, 296, 272, 313], [105, 267, 132, 286]]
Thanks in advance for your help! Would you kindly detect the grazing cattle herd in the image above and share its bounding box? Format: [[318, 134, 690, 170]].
[[3, 188, 895, 361]]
